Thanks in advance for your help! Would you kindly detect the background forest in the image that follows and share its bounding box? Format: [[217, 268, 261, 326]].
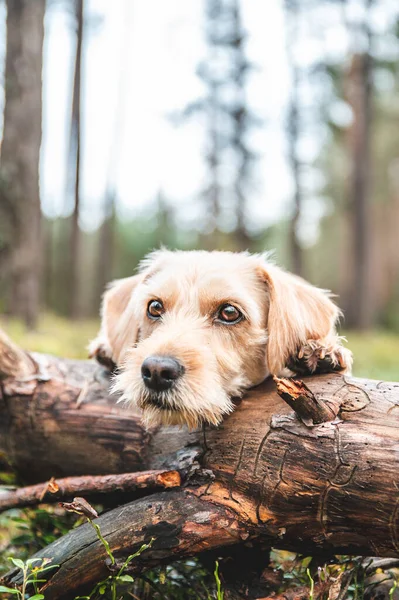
[[0, 0, 399, 340]]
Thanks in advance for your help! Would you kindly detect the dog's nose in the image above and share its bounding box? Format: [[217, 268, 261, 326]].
[[141, 356, 184, 392]]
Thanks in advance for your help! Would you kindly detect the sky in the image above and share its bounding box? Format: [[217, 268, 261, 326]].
[[40, 0, 292, 233]]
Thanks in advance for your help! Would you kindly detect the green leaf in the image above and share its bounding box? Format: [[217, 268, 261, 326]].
[[9, 557, 25, 570], [117, 575, 134, 583], [27, 557, 44, 567], [0, 586, 20, 594], [99, 585, 106, 594], [29, 595, 45, 600], [10, 517, 28, 524]]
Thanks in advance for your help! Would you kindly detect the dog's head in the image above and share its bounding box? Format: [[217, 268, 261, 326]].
[[90, 250, 340, 428]]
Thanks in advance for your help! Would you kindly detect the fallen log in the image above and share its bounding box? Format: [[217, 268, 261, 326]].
[[0, 329, 151, 482], [1, 329, 399, 599]]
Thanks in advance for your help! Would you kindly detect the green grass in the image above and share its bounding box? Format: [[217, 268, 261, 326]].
[[0, 313, 99, 360], [345, 330, 399, 381], [1, 314, 398, 381]]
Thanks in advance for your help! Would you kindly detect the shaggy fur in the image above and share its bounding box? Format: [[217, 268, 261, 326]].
[[90, 250, 352, 428]]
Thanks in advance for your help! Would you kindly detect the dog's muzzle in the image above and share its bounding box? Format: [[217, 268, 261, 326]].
[[141, 355, 184, 393]]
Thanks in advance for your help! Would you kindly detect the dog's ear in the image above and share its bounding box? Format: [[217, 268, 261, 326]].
[[89, 275, 143, 367], [258, 263, 340, 375]]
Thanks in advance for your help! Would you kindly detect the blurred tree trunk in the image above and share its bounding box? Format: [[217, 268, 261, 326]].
[[43, 219, 54, 310], [231, 0, 253, 252], [95, 188, 116, 311], [68, 0, 84, 318], [0, 0, 45, 329], [345, 1, 374, 329], [207, 87, 222, 248], [285, 0, 303, 276], [201, 0, 223, 249], [154, 190, 172, 246]]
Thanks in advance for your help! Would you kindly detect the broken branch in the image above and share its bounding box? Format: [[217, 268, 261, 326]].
[[0, 470, 181, 513], [273, 376, 341, 425]]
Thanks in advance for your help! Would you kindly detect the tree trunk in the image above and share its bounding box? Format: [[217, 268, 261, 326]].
[[1, 330, 399, 598], [0, 0, 45, 329], [231, 0, 253, 252], [95, 188, 116, 313], [68, 0, 84, 318], [345, 1, 374, 329], [285, 0, 303, 276]]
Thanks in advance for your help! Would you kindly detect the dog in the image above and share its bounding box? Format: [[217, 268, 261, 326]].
[[89, 250, 352, 428]]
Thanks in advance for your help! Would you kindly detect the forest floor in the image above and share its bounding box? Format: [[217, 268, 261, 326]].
[[1, 312, 399, 381]]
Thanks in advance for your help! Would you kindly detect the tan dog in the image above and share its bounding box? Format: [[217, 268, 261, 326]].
[[90, 250, 352, 428]]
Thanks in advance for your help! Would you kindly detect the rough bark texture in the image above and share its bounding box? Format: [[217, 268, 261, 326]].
[[1, 332, 399, 598], [0, 0, 45, 328]]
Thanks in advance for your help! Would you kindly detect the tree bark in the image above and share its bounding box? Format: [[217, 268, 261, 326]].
[[1, 331, 399, 598], [0, 0, 45, 328], [68, 0, 84, 318]]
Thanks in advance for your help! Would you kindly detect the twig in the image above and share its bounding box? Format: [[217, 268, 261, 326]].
[[0, 470, 181, 513]]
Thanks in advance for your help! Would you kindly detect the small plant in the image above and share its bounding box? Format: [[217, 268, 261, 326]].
[[208, 561, 224, 600], [306, 567, 314, 600], [390, 577, 398, 599], [73, 533, 154, 600], [0, 556, 57, 599], [59, 498, 154, 600]]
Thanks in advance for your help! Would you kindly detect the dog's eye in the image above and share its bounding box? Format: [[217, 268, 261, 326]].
[[147, 300, 164, 319], [217, 304, 242, 324]]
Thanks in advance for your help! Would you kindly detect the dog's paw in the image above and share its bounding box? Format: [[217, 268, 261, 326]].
[[287, 339, 352, 375], [88, 337, 116, 372]]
